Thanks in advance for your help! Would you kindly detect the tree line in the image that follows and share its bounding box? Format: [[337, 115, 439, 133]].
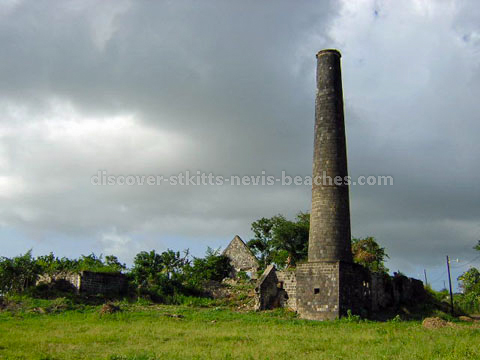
[[0, 248, 233, 302], [247, 212, 389, 273]]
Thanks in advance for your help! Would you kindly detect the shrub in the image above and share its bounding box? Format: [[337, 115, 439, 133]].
[[0, 250, 41, 294], [130, 249, 190, 301], [187, 248, 233, 286]]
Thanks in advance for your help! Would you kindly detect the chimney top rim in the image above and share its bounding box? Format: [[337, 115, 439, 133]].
[[316, 49, 341, 58]]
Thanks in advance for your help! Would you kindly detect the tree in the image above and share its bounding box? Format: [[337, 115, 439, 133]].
[[270, 212, 309, 267], [0, 250, 41, 294], [36, 253, 78, 274], [105, 255, 126, 272], [249, 213, 390, 272], [458, 267, 480, 294], [474, 240, 480, 252], [351, 236, 389, 274], [247, 216, 283, 267], [248, 213, 309, 269], [188, 248, 233, 284], [130, 249, 190, 300]]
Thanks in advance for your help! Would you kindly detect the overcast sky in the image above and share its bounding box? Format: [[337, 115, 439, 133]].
[[1, 0, 479, 290]]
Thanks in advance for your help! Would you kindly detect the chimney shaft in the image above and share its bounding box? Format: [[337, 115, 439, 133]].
[[308, 49, 352, 263]]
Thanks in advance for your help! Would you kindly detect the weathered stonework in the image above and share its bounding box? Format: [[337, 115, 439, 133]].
[[37, 272, 82, 292], [254, 49, 427, 320], [79, 271, 126, 295], [296, 262, 340, 320], [296, 49, 357, 320], [370, 273, 426, 312], [37, 271, 126, 295], [308, 49, 352, 263], [223, 235, 259, 278], [256, 264, 426, 318], [254, 265, 281, 310], [254, 266, 297, 311], [276, 270, 297, 311]]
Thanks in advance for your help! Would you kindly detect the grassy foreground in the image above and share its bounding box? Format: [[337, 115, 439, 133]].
[[0, 304, 479, 360]]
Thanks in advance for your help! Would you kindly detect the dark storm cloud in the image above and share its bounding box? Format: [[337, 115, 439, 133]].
[[0, 0, 479, 283], [0, 0, 333, 258]]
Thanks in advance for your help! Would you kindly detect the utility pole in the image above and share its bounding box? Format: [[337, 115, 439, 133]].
[[424, 269, 428, 286], [446, 256, 454, 316], [443, 280, 446, 290]]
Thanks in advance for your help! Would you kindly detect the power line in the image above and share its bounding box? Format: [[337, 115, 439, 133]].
[[451, 254, 480, 269], [429, 269, 448, 284]]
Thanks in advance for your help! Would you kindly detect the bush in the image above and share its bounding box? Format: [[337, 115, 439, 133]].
[[456, 267, 480, 314], [36, 253, 126, 275], [187, 248, 233, 286], [0, 250, 41, 294], [130, 249, 191, 301]]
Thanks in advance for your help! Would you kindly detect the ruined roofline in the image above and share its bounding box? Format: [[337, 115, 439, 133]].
[[222, 234, 258, 260]]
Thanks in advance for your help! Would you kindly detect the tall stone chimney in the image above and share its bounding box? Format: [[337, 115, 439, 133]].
[[308, 49, 352, 263], [295, 49, 370, 320]]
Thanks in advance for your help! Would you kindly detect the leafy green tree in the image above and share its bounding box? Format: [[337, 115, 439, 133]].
[[77, 253, 106, 272], [248, 212, 309, 269], [270, 212, 309, 267], [247, 216, 282, 267], [0, 250, 41, 294], [248, 212, 389, 272], [458, 267, 480, 294], [188, 248, 233, 284], [457, 267, 480, 313], [105, 255, 127, 272], [455, 242, 480, 313], [36, 253, 79, 274], [130, 249, 190, 300], [351, 236, 389, 274]]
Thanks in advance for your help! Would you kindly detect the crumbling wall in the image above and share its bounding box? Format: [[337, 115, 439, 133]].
[[256, 261, 427, 319], [339, 262, 371, 317], [370, 273, 426, 311], [223, 236, 259, 278], [370, 272, 394, 311], [36, 272, 81, 292], [79, 271, 126, 295], [391, 275, 426, 306], [255, 265, 285, 310], [276, 270, 297, 311], [36, 271, 126, 296]]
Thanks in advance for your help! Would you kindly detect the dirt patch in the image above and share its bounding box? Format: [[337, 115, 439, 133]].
[[422, 317, 449, 329], [100, 302, 121, 315]]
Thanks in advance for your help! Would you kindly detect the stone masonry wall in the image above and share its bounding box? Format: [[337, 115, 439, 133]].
[[254, 265, 280, 310], [223, 235, 259, 277], [276, 270, 297, 311], [308, 49, 352, 263], [37, 271, 126, 296], [36, 272, 81, 292], [296, 261, 340, 320], [79, 271, 126, 295], [338, 262, 371, 317], [370, 273, 394, 311]]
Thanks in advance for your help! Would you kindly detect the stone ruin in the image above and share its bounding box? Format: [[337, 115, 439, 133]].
[[37, 270, 126, 296], [223, 235, 260, 279], [253, 264, 426, 316], [227, 49, 426, 320]]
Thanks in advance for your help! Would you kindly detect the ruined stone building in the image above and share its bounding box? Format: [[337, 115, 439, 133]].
[[251, 49, 426, 320], [223, 235, 259, 278], [294, 49, 369, 320], [37, 271, 126, 295]]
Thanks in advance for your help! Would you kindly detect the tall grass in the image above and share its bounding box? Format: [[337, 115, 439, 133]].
[[0, 304, 479, 359]]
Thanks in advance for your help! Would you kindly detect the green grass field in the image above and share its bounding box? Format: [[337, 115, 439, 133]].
[[1, 303, 480, 360]]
